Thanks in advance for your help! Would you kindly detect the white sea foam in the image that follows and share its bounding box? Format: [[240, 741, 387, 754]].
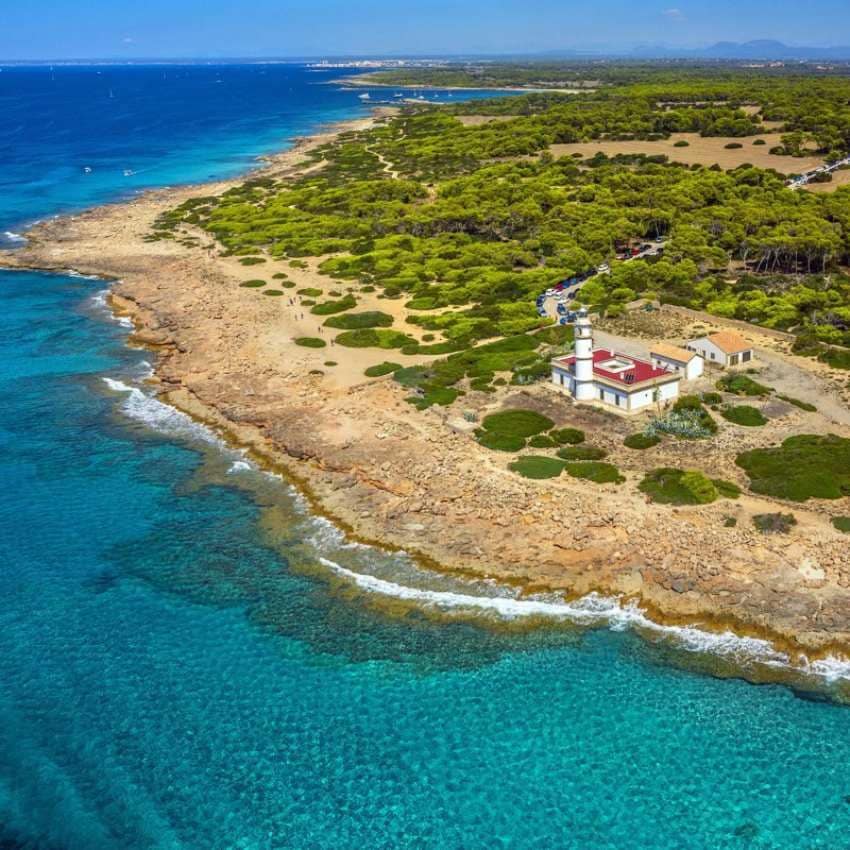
[[2, 230, 25, 244], [319, 557, 850, 682], [227, 460, 253, 474], [102, 377, 219, 445]]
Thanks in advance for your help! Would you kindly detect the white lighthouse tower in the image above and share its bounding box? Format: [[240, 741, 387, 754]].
[[572, 307, 596, 401]]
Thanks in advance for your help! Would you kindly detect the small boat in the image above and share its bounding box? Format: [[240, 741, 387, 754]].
[[83, 166, 92, 174], [123, 169, 135, 177], [358, 92, 371, 100]]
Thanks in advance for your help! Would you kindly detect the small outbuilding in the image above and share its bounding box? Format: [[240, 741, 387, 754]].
[[686, 331, 754, 368], [650, 342, 704, 381]]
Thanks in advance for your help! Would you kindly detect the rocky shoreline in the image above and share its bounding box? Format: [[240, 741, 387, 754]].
[[2, 112, 850, 661]]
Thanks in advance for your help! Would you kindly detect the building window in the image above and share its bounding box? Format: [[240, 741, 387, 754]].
[[710, 352, 716, 360], [730, 354, 739, 366], [615, 394, 621, 407], [599, 388, 604, 401], [742, 351, 751, 362]]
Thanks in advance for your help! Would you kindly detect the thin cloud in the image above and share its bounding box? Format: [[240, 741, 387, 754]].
[[663, 8, 685, 20]]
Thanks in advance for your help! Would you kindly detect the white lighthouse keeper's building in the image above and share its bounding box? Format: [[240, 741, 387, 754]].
[[550, 308, 681, 413]]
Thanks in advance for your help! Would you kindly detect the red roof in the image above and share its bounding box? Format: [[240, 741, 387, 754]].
[[555, 348, 673, 388]]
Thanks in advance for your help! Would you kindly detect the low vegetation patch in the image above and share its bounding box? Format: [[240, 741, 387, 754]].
[[481, 409, 555, 439], [736, 434, 850, 501], [624, 432, 660, 450], [336, 329, 417, 349], [528, 434, 558, 449], [263, 289, 284, 296], [832, 516, 850, 533], [557, 445, 607, 461], [721, 404, 767, 426], [776, 394, 817, 412], [563, 461, 625, 484], [476, 431, 526, 452], [639, 468, 738, 505], [364, 361, 402, 377], [240, 279, 266, 288], [239, 256, 266, 266], [550, 427, 585, 445], [324, 310, 393, 329], [311, 294, 357, 315], [298, 287, 323, 297], [647, 396, 716, 439], [509, 456, 566, 479], [294, 337, 326, 348], [753, 513, 797, 534], [717, 373, 771, 397], [407, 386, 460, 410]]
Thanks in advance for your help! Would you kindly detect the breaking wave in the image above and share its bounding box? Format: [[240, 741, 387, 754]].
[[319, 557, 850, 683]]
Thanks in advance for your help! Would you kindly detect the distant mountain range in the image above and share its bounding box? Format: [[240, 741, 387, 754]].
[[628, 40, 850, 61]]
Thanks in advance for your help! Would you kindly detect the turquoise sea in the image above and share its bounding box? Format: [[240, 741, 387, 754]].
[[1, 64, 849, 849]]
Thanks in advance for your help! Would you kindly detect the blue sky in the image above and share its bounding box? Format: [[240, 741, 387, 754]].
[[2, 0, 849, 59]]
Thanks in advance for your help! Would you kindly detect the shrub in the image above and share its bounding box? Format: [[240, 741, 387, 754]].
[[557, 445, 607, 461], [550, 427, 585, 445], [324, 361, 337, 367], [509, 456, 566, 479], [407, 387, 459, 410], [673, 140, 690, 147], [717, 374, 771, 397], [312, 295, 357, 316], [776, 394, 817, 412], [481, 410, 555, 439], [289, 260, 308, 269], [336, 329, 417, 349], [736, 435, 850, 501], [240, 279, 266, 288], [298, 287, 323, 297], [294, 337, 326, 348], [700, 392, 722, 405], [624, 433, 660, 450], [263, 289, 284, 297], [647, 407, 715, 439], [325, 311, 393, 329], [364, 361, 402, 377], [832, 516, 850, 533], [638, 468, 731, 505], [724, 142, 743, 149], [721, 405, 767, 426], [753, 513, 797, 534], [239, 256, 266, 265], [477, 431, 526, 452], [563, 461, 625, 484], [272, 272, 289, 280], [753, 138, 767, 145], [528, 434, 558, 449]]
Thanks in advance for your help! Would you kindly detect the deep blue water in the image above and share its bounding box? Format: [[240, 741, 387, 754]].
[[1, 65, 850, 850]]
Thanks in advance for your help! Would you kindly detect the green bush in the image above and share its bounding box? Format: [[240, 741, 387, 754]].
[[294, 337, 326, 348], [753, 138, 767, 145], [563, 461, 625, 484], [407, 387, 459, 410], [364, 361, 402, 377], [324, 361, 337, 367], [325, 311, 393, 329], [753, 513, 797, 534], [717, 374, 771, 397], [312, 295, 357, 316], [639, 468, 732, 505], [336, 329, 417, 349], [509, 456, 566, 479], [240, 279, 266, 288], [239, 256, 266, 265], [736, 434, 850, 501], [832, 516, 850, 533], [724, 142, 743, 149], [272, 272, 289, 280], [528, 434, 557, 448], [478, 431, 526, 452], [263, 289, 284, 297], [700, 392, 722, 405], [481, 409, 555, 439], [298, 287, 323, 297], [557, 445, 607, 461], [624, 433, 660, 450], [721, 405, 767, 426], [673, 140, 690, 147], [550, 427, 585, 445]]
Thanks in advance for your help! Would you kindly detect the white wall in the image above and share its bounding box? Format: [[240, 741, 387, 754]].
[[686, 339, 728, 366]]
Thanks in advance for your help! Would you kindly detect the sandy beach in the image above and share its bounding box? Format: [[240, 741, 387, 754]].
[[2, 110, 850, 661]]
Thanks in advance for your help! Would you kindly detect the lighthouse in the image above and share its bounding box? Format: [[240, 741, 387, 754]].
[[572, 307, 596, 401]]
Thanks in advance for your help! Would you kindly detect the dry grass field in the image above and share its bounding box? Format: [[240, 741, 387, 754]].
[[549, 132, 824, 173]]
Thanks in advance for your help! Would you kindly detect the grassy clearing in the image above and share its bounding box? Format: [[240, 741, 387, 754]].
[[736, 434, 850, 501], [294, 337, 327, 348], [721, 405, 768, 426], [509, 456, 566, 479]]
